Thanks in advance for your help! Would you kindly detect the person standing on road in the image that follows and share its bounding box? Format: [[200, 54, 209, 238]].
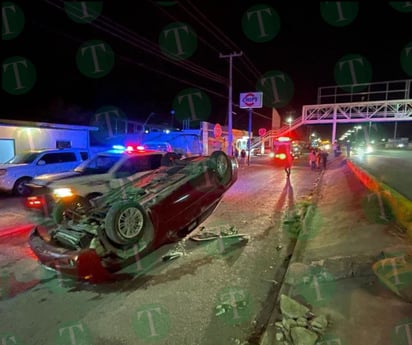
[[320, 149, 329, 170], [240, 149, 246, 166], [278, 146, 293, 178], [309, 149, 317, 170]]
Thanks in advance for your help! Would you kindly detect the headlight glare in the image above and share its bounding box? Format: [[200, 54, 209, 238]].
[[53, 188, 74, 198]]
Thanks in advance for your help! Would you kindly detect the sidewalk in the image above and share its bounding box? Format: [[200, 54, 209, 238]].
[[260, 156, 412, 345]]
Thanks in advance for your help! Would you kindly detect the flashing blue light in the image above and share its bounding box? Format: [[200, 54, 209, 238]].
[[112, 145, 126, 151]]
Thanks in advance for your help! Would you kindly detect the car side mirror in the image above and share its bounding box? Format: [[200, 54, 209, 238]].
[[37, 160, 46, 165]]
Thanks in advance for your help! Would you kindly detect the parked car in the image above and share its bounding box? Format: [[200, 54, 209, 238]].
[[25, 145, 165, 222], [0, 148, 89, 196], [28, 150, 238, 282], [142, 141, 173, 152]]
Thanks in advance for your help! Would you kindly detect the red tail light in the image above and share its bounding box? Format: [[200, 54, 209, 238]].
[[25, 196, 45, 209]]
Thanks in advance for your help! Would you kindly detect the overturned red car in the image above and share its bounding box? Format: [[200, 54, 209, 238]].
[[29, 151, 238, 282]]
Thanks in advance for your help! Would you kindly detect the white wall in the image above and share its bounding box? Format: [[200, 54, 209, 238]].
[[0, 125, 90, 153]]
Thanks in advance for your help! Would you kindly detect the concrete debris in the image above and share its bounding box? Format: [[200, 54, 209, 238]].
[[275, 294, 329, 345], [280, 294, 310, 318], [290, 327, 318, 345], [189, 224, 249, 242], [162, 251, 184, 261]]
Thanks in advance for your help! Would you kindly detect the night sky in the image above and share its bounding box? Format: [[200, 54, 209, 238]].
[[2, 1, 412, 137]]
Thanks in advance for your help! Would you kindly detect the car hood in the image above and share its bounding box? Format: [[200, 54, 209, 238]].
[[0, 163, 29, 169], [30, 171, 82, 186]]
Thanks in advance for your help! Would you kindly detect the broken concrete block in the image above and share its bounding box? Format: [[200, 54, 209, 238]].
[[290, 326, 318, 345], [280, 294, 310, 319], [310, 314, 328, 333]]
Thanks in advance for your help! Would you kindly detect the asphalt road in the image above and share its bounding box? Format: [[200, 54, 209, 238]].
[[0, 155, 324, 345], [0, 150, 408, 345], [350, 149, 412, 200]]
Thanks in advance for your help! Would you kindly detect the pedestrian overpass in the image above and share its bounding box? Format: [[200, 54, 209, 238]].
[[253, 79, 412, 150]]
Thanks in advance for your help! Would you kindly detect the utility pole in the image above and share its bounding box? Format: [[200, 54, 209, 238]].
[[219, 51, 243, 156]]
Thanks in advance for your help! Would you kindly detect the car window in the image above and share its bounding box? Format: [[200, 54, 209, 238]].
[[40, 152, 77, 164], [78, 154, 120, 174]]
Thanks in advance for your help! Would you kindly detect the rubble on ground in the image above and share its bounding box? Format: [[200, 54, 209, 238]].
[[274, 294, 328, 345]]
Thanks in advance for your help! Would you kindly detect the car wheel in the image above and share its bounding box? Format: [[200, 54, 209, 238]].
[[104, 201, 154, 247], [13, 177, 32, 196], [209, 151, 232, 184], [52, 197, 91, 224]]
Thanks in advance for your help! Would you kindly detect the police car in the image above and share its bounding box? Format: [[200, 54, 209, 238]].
[[26, 145, 165, 222]]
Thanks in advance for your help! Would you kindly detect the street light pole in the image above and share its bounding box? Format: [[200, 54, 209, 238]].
[[143, 112, 156, 133], [219, 51, 243, 156]]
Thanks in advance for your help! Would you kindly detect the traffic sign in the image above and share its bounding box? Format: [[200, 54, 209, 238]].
[[239, 92, 263, 109], [258, 128, 267, 136]]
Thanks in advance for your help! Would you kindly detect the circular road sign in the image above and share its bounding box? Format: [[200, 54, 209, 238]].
[[258, 128, 267, 136]]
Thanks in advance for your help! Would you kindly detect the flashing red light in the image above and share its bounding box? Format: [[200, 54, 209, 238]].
[[124, 145, 146, 153]]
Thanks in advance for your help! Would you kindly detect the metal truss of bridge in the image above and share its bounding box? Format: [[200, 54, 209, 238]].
[[253, 79, 412, 149]]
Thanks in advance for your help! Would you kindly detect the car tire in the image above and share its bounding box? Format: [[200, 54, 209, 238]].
[[104, 201, 154, 247], [13, 177, 32, 196], [209, 151, 232, 185], [52, 196, 91, 224]]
